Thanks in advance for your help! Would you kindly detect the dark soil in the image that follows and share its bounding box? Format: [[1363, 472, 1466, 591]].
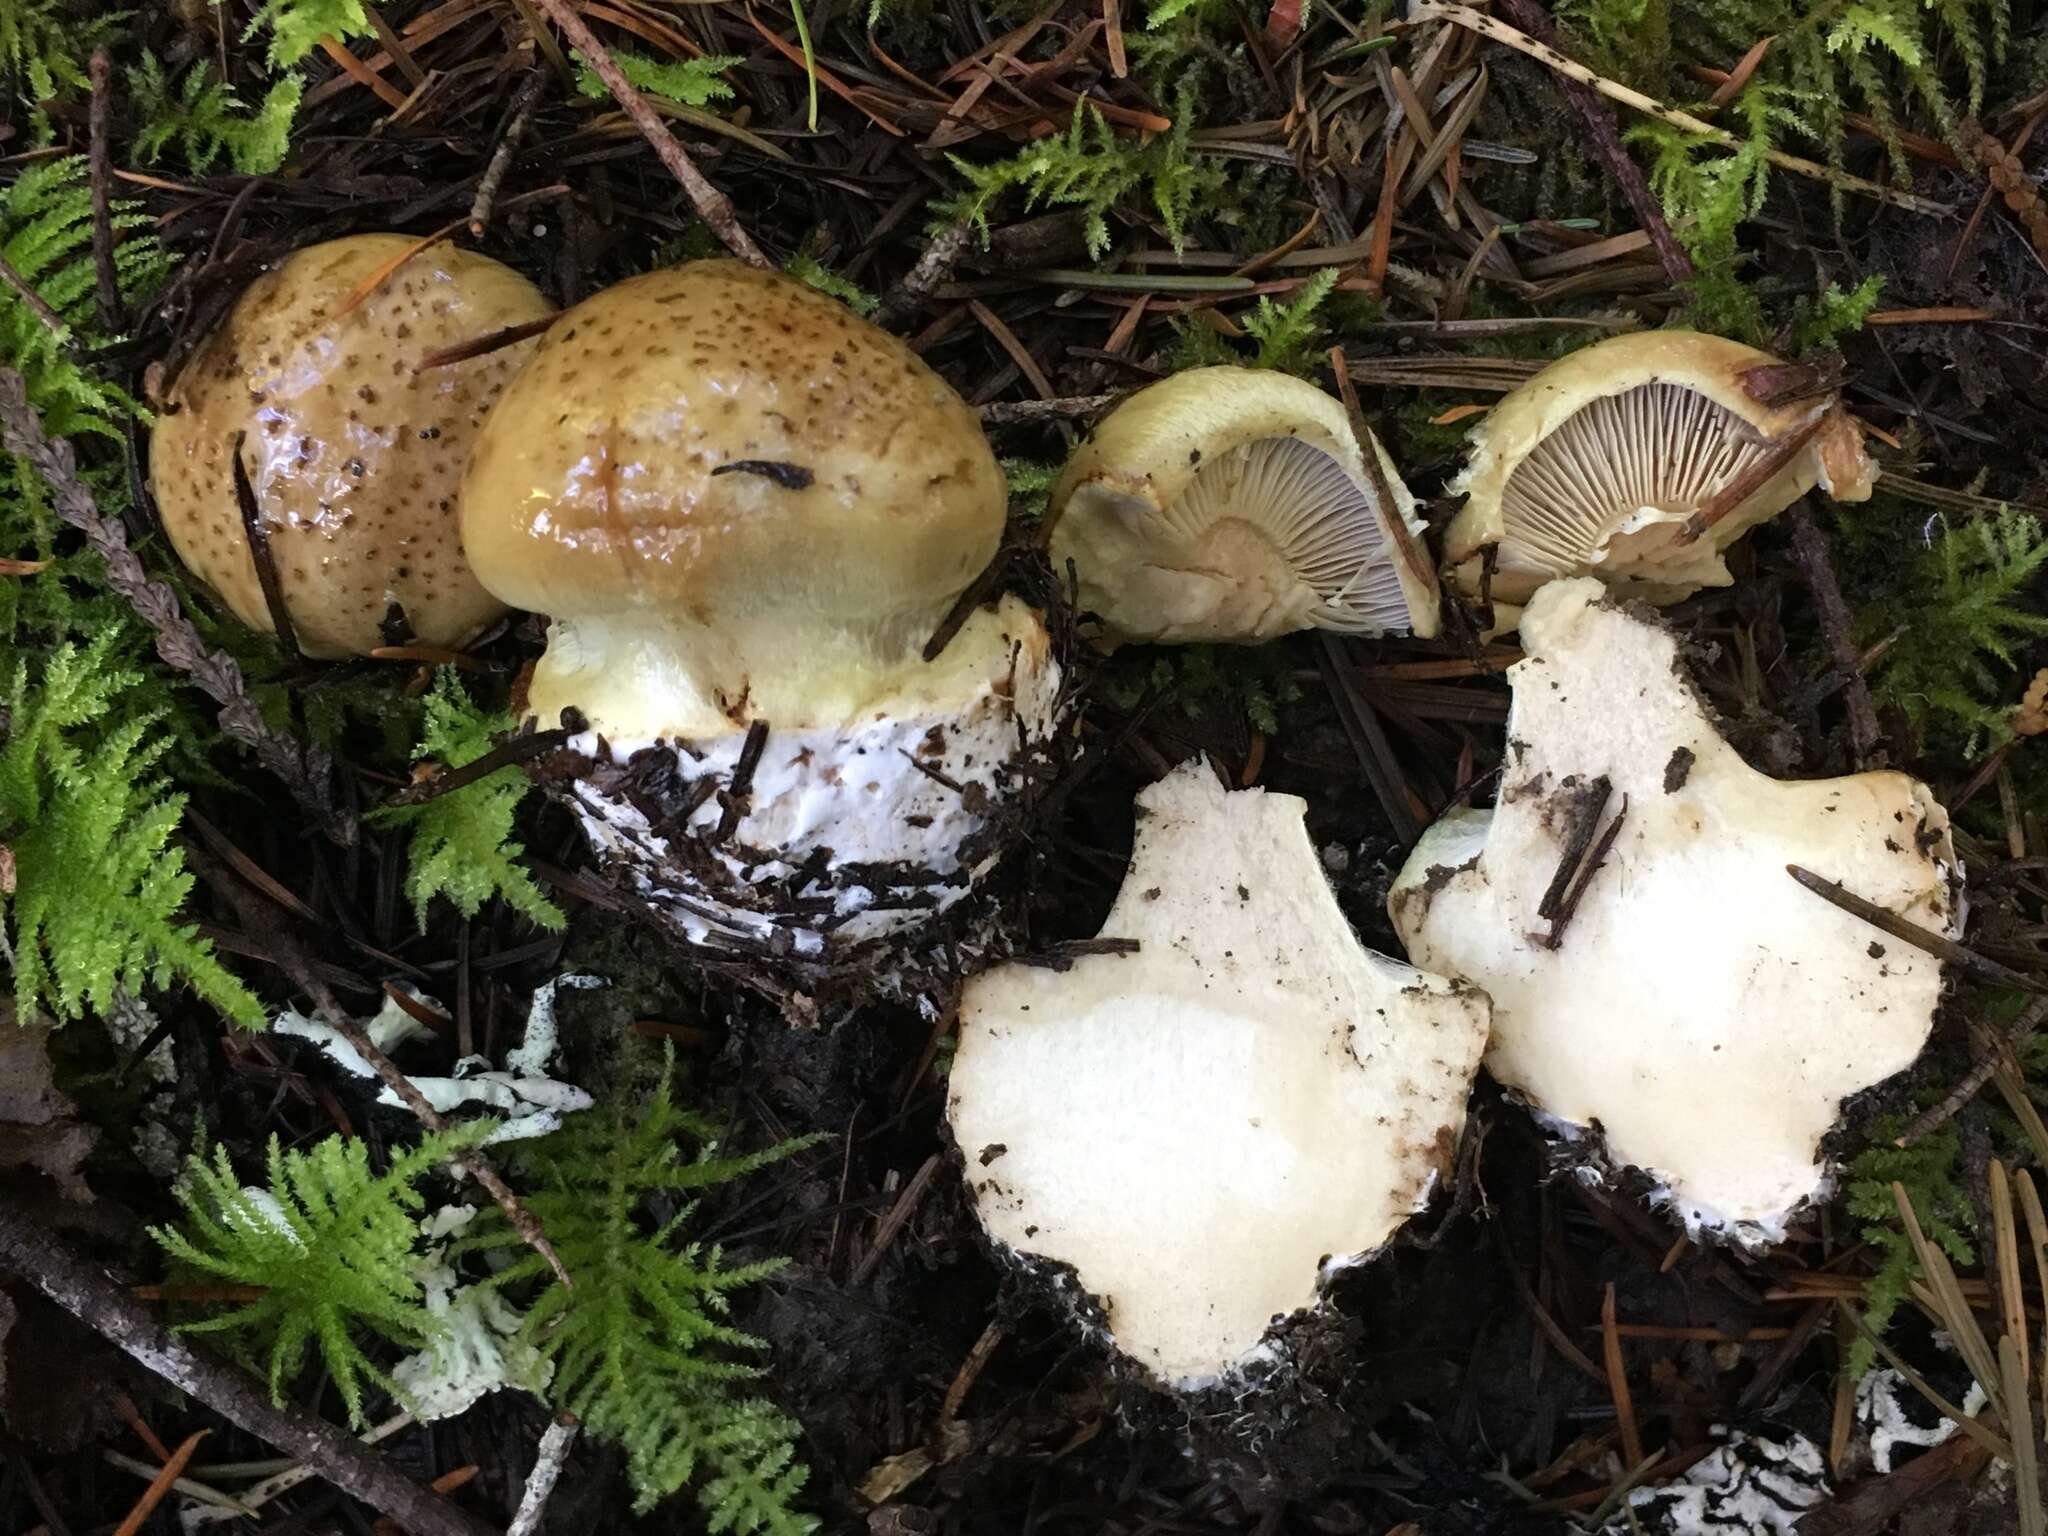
[[5, 0, 2048, 1533]]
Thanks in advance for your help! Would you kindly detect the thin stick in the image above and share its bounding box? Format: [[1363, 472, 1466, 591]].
[[1786, 500, 1881, 765], [382, 728, 573, 807], [1408, 4, 1953, 216], [100, 1449, 256, 1516], [1493, 0, 1692, 285], [0, 1208, 495, 1536], [231, 432, 302, 659], [1895, 995, 2048, 1146], [1787, 864, 2045, 995], [0, 251, 70, 339], [111, 1431, 207, 1536], [523, 0, 767, 267], [88, 49, 121, 333], [1329, 344, 1438, 608], [505, 1416, 580, 1536], [0, 371, 350, 844], [417, 315, 559, 370], [877, 222, 972, 331], [1676, 414, 1824, 543], [1601, 1283, 1645, 1470], [471, 72, 546, 237], [977, 393, 1116, 425]]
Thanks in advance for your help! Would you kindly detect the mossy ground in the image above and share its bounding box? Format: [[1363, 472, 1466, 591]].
[[1, 0, 2045, 1530]]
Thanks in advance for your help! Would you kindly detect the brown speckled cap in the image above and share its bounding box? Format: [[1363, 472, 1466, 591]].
[[149, 234, 555, 659], [458, 261, 1004, 630]]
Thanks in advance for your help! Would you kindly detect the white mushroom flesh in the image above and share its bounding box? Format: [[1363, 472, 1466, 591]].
[[1390, 578, 1962, 1242], [949, 761, 1490, 1386]]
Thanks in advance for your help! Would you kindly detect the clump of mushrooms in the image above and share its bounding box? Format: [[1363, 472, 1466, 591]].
[[1390, 578, 1961, 1241], [1442, 330, 1875, 627], [948, 761, 1489, 1385], [150, 234, 555, 658], [459, 261, 1059, 967], [1047, 366, 1439, 647]]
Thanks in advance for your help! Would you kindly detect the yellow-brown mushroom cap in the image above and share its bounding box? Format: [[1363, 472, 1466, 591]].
[[458, 261, 1005, 644], [149, 234, 553, 659]]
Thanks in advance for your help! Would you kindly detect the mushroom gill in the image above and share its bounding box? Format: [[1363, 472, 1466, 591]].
[[1049, 366, 1439, 648], [1442, 329, 1875, 624], [1495, 381, 1774, 593]]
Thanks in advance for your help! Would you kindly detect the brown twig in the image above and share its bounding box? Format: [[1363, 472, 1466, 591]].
[[470, 71, 546, 237], [1544, 792, 1628, 949], [88, 49, 121, 333], [1493, 0, 1694, 287], [976, 393, 1117, 425], [0, 1205, 498, 1536], [1896, 996, 2048, 1148], [1786, 864, 2045, 994], [1676, 414, 1825, 544], [417, 315, 560, 370], [383, 728, 574, 807], [0, 371, 351, 845], [0, 252, 70, 340], [877, 222, 972, 331], [523, 0, 767, 267], [230, 433, 302, 660], [1786, 501, 1881, 765]]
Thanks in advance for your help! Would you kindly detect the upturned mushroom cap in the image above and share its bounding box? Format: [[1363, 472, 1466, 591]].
[[150, 234, 553, 658], [460, 261, 1007, 741], [950, 761, 1490, 1385], [1443, 331, 1875, 619], [1047, 367, 1439, 647], [1389, 578, 1960, 1240]]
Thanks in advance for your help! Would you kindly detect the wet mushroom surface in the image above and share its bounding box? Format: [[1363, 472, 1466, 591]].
[[149, 234, 555, 658]]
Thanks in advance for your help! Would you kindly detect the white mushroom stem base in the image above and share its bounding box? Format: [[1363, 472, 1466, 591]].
[[949, 763, 1490, 1387], [552, 602, 1060, 961], [1390, 579, 1962, 1242]]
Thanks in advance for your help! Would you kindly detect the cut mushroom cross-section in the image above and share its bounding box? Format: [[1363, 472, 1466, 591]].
[[949, 761, 1490, 1386], [1048, 367, 1439, 647], [1444, 331, 1875, 624], [459, 261, 1059, 969], [1389, 578, 1961, 1242]]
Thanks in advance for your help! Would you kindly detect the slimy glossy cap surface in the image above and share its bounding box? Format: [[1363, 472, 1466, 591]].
[[150, 234, 552, 658]]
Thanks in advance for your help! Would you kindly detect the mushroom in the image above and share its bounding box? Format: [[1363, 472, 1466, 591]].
[[1047, 367, 1439, 647], [1389, 578, 1961, 1241], [150, 234, 555, 658], [1442, 331, 1875, 626], [948, 761, 1489, 1386], [459, 261, 1059, 964]]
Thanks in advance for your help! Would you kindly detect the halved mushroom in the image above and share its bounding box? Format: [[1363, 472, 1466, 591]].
[[949, 761, 1489, 1386], [459, 261, 1059, 967], [150, 234, 555, 658], [1443, 331, 1875, 625], [1389, 579, 1960, 1241], [1047, 367, 1439, 647]]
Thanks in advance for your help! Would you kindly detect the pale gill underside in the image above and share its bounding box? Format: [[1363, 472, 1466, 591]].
[[1152, 435, 1414, 633], [1497, 382, 1772, 577]]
